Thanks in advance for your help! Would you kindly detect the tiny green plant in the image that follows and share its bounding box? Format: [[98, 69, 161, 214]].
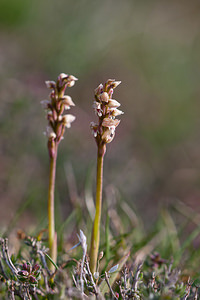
[[41, 73, 77, 270], [89, 79, 123, 274]]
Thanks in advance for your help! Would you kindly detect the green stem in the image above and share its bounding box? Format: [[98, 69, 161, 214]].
[[90, 146, 104, 274], [48, 144, 58, 271]]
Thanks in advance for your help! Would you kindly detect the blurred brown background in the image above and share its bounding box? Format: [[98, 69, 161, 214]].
[[0, 0, 200, 232]]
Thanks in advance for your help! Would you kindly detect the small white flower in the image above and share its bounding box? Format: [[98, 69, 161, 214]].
[[62, 114, 76, 128], [90, 122, 98, 137], [66, 75, 78, 87], [62, 95, 75, 107], [59, 73, 68, 80], [45, 80, 56, 89], [93, 101, 102, 117]]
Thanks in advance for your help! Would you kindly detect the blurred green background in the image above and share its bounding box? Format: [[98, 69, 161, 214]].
[[0, 0, 200, 232]]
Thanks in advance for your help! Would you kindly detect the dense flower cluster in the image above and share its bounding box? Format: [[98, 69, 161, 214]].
[[91, 79, 123, 148], [17, 261, 41, 285], [41, 73, 77, 157]]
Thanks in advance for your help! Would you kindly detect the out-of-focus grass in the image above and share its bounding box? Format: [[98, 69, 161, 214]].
[[0, 1, 200, 248], [1, 164, 200, 298]]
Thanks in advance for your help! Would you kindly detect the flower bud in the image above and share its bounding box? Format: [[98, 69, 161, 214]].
[[106, 79, 115, 85], [102, 128, 115, 143], [29, 275, 37, 284], [98, 251, 104, 260], [94, 83, 103, 96], [106, 79, 121, 89], [22, 262, 28, 270], [32, 264, 40, 273], [107, 99, 121, 108], [18, 270, 29, 277], [108, 88, 113, 98], [111, 81, 121, 89], [102, 118, 120, 128], [110, 108, 124, 117], [99, 92, 109, 103]]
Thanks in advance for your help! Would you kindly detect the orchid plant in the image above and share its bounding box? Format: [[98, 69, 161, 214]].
[[41, 73, 77, 270], [90, 79, 123, 274]]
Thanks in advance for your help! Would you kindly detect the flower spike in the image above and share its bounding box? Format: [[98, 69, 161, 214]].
[[41, 73, 77, 272], [89, 78, 123, 274]]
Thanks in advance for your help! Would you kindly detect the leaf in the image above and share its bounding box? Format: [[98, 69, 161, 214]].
[[45, 253, 59, 270], [192, 278, 200, 288], [67, 242, 81, 251], [108, 264, 119, 274]]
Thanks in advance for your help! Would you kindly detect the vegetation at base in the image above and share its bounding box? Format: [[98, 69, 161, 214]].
[[0, 198, 200, 299]]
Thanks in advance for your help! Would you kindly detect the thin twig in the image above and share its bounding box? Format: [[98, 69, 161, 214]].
[[105, 272, 118, 300], [194, 286, 198, 300], [80, 245, 86, 294], [85, 257, 99, 296], [182, 277, 192, 300], [132, 262, 143, 292], [37, 250, 51, 276], [8, 280, 15, 300], [0, 254, 8, 280], [0, 238, 18, 276], [72, 273, 78, 288], [123, 267, 128, 291], [119, 281, 126, 300], [77, 230, 87, 294]]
